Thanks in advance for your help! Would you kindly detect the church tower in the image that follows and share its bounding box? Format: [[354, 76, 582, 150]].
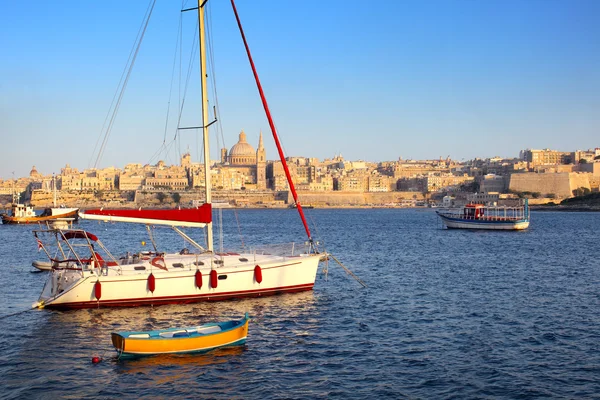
[[256, 131, 267, 190], [181, 152, 191, 167]]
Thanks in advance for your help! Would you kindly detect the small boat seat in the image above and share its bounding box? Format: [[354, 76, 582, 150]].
[[194, 325, 221, 334], [127, 333, 150, 339], [159, 330, 189, 338]]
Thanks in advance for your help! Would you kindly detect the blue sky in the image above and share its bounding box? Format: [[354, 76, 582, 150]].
[[1, 0, 599, 179]]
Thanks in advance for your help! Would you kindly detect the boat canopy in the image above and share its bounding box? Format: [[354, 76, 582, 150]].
[[79, 204, 212, 228], [62, 231, 99, 241]]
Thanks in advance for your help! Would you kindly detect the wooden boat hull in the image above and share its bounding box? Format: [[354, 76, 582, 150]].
[[436, 212, 530, 230], [37, 253, 321, 310], [1, 209, 79, 224], [111, 314, 249, 357]]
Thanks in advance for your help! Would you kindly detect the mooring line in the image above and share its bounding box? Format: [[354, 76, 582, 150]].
[[252, 318, 306, 345], [0, 304, 39, 321], [329, 254, 368, 288]]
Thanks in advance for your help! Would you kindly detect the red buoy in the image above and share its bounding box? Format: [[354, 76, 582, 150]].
[[195, 269, 203, 289], [254, 265, 263, 284], [91, 356, 102, 364], [210, 269, 217, 289], [148, 273, 156, 293], [94, 280, 102, 300]]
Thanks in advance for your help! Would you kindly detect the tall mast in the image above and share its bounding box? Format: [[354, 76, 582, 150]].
[[230, 0, 313, 243], [198, 0, 213, 252], [52, 174, 57, 207]]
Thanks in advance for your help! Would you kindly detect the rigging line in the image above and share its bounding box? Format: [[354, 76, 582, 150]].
[[218, 208, 224, 254], [94, 0, 157, 169], [233, 208, 245, 249], [173, 18, 199, 142], [162, 6, 186, 147], [206, 3, 227, 155], [148, 138, 177, 166], [307, 213, 322, 253], [89, 0, 155, 169]]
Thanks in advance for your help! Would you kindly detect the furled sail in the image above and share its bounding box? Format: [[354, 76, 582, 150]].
[[79, 204, 212, 227]]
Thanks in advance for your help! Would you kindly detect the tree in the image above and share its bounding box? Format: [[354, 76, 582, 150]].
[[157, 192, 167, 204], [579, 159, 588, 164], [172, 192, 181, 204], [573, 187, 591, 197]]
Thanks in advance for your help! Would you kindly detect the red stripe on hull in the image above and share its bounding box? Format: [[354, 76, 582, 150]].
[[43, 283, 315, 310]]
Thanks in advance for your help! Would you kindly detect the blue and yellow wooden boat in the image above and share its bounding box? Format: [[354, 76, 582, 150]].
[[111, 313, 250, 358]]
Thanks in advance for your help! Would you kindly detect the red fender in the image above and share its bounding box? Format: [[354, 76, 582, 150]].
[[195, 269, 203, 289], [94, 280, 102, 300], [254, 265, 263, 284], [151, 256, 168, 271], [210, 269, 217, 289], [148, 273, 156, 293]]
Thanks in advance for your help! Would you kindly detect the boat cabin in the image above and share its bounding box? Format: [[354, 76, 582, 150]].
[[11, 203, 36, 218], [463, 203, 485, 219]]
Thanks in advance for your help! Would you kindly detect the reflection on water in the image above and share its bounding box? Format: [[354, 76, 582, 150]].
[[115, 345, 246, 373]]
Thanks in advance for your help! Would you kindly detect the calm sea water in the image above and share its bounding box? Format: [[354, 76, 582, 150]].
[[0, 209, 599, 399]]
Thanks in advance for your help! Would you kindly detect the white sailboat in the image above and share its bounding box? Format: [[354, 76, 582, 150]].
[[33, 0, 322, 309]]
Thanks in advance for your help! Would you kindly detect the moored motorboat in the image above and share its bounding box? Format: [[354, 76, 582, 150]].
[[111, 313, 250, 358], [1, 178, 78, 225], [436, 199, 530, 230], [1, 203, 79, 225]]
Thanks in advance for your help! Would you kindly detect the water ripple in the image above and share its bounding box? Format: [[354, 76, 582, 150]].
[[0, 210, 599, 398]]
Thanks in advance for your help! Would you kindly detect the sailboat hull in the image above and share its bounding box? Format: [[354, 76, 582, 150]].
[[37, 253, 321, 309]]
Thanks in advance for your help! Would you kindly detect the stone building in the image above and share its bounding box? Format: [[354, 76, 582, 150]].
[[216, 130, 266, 190], [521, 149, 573, 167]]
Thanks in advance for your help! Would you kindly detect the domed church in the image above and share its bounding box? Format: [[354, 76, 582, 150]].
[[225, 130, 257, 165], [218, 130, 267, 190]]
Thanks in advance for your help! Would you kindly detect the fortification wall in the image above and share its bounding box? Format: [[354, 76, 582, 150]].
[[294, 191, 425, 206], [508, 172, 590, 198], [589, 176, 600, 191], [29, 189, 428, 209], [569, 173, 592, 194]]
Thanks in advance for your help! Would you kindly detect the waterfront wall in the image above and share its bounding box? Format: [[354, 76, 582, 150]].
[[26, 189, 427, 209], [508, 172, 591, 198], [293, 191, 426, 206]]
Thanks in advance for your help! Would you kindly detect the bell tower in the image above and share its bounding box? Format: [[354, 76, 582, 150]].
[[256, 131, 266, 190]]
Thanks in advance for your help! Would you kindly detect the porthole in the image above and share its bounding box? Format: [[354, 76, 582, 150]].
[[218, 275, 227, 280]]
